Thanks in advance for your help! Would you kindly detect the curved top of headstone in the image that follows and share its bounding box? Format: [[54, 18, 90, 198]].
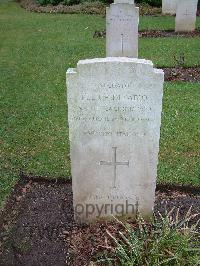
[[114, 0, 134, 4], [78, 57, 153, 65], [67, 57, 164, 81]]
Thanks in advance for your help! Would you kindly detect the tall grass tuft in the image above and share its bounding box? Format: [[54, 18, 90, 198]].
[[97, 207, 200, 266]]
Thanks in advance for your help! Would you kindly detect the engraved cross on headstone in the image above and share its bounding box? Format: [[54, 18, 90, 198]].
[[100, 147, 129, 188]]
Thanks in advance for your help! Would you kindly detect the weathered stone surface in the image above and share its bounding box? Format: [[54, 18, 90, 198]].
[[67, 57, 164, 223], [175, 0, 198, 32], [162, 0, 177, 15], [106, 4, 139, 58], [114, 0, 134, 4]]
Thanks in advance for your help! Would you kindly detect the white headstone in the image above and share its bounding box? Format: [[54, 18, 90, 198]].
[[114, 0, 134, 3], [106, 3, 139, 58], [67, 57, 164, 223], [175, 0, 198, 32], [162, 0, 177, 15]]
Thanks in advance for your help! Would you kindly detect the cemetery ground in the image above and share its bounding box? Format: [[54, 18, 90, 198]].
[[0, 0, 200, 265]]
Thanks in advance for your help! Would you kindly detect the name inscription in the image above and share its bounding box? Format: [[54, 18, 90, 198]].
[[81, 93, 148, 102], [70, 82, 154, 137]]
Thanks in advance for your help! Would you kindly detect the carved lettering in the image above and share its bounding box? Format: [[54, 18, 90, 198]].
[[81, 93, 148, 102]]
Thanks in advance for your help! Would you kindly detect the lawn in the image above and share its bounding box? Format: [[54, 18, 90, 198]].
[[0, 1, 200, 206]]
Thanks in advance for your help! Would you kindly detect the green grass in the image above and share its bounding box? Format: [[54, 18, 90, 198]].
[[139, 15, 200, 31], [159, 82, 200, 185], [0, 1, 200, 206], [97, 213, 200, 265], [140, 37, 200, 67]]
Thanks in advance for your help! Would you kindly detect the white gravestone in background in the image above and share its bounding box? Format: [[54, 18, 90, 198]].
[[162, 0, 177, 15], [67, 57, 164, 223], [106, 1, 139, 58], [114, 0, 134, 3], [175, 0, 198, 32]]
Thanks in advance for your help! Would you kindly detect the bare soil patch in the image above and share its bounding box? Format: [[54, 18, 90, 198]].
[[0, 175, 199, 265], [0, 176, 73, 265], [93, 29, 200, 38], [140, 29, 200, 38], [163, 67, 200, 82]]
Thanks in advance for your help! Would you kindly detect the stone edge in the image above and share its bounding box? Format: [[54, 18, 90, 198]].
[[66, 57, 164, 78]]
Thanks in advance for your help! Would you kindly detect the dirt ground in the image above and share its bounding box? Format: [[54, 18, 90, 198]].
[[93, 30, 200, 39], [0, 175, 199, 265], [0, 177, 73, 265], [162, 67, 200, 82], [140, 30, 200, 38]]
